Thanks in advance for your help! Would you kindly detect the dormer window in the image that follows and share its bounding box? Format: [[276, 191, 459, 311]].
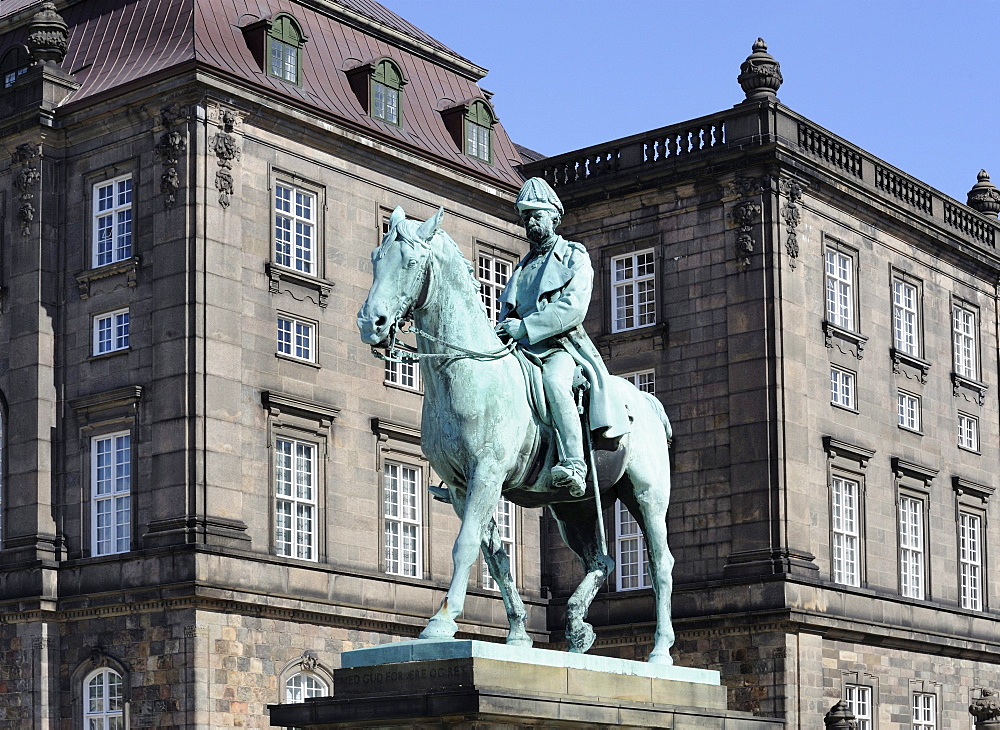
[[441, 98, 498, 165], [346, 58, 407, 126], [242, 14, 308, 86], [1, 46, 32, 88]]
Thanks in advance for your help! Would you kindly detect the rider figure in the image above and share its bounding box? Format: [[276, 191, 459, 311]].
[[496, 178, 630, 497]]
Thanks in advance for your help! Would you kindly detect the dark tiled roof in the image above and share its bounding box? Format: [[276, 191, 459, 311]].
[[514, 143, 546, 165], [0, 0, 42, 19], [0, 0, 522, 188]]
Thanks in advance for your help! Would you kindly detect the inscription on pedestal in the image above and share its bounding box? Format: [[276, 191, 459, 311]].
[[336, 659, 473, 697]]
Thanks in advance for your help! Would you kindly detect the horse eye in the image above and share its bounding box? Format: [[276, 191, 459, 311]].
[[407, 259, 418, 269]]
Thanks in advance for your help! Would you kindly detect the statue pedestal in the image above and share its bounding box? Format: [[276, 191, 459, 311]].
[[268, 639, 782, 729]]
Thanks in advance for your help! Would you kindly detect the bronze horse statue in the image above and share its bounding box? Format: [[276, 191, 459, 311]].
[[357, 207, 675, 663]]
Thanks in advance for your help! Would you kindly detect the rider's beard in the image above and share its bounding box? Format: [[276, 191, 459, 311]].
[[526, 221, 556, 250]]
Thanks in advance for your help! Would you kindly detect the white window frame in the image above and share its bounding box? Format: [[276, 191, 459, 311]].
[[825, 247, 855, 331], [611, 249, 656, 333], [622, 369, 655, 395], [897, 391, 920, 432], [91, 431, 131, 556], [384, 356, 419, 391], [274, 437, 317, 561], [616, 501, 651, 591], [92, 308, 130, 356], [372, 81, 399, 124], [383, 461, 422, 578], [958, 413, 979, 452], [269, 38, 297, 82], [274, 182, 317, 275], [84, 668, 125, 729], [953, 303, 978, 380], [831, 475, 860, 587], [483, 497, 516, 590], [92, 174, 133, 268], [912, 692, 936, 730], [844, 684, 873, 730], [898, 495, 925, 599], [277, 315, 316, 363], [959, 511, 983, 611], [892, 277, 919, 356], [477, 250, 512, 325], [465, 120, 491, 162], [830, 366, 856, 410], [285, 672, 327, 703]]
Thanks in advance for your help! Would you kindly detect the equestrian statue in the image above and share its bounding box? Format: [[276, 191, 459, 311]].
[[357, 178, 675, 663]]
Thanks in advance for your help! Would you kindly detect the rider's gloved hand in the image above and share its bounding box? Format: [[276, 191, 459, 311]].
[[496, 318, 526, 341]]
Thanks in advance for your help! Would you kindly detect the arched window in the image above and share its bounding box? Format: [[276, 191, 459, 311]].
[[285, 672, 327, 703], [84, 668, 124, 728], [464, 100, 496, 163], [1, 46, 32, 88], [371, 59, 405, 125], [267, 14, 307, 84]]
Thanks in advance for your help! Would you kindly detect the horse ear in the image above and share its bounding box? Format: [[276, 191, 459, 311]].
[[388, 206, 406, 230], [416, 207, 444, 243]]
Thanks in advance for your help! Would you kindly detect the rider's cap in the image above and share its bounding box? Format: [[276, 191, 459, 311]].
[[515, 177, 564, 215]]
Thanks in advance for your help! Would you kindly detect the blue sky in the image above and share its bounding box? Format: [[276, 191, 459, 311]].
[[383, 0, 997, 203]]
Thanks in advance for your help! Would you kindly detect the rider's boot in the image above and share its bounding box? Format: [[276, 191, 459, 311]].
[[549, 387, 587, 497], [551, 459, 586, 497]]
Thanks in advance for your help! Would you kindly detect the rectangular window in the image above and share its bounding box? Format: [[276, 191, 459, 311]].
[[373, 82, 399, 124], [274, 438, 316, 560], [465, 121, 490, 162], [269, 38, 297, 82], [953, 304, 978, 379], [893, 278, 919, 355], [616, 501, 651, 590], [912, 693, 936, 730], [830, 367, 855, 410], [958, 413, 979, 452], [477, 252, 512, 325], [622, 370, 655, 395], [91, 432, 131, 556], [899, 495, 925, 599], [274, 183, 316, 275], [483, 497, 515, 590], [384, 462, 421, 577], [93, 309, 130, 355], [612, 250, 656, 332], [385, 357, 419, 390], [93, 174, 133, 268], [844, 685, 872, 730], [825, 248, 854, 330], [831, 476, 860, 587], [897, 391, 920, 432], [277, 316, 315, 362], [959, 512, 983, 610]]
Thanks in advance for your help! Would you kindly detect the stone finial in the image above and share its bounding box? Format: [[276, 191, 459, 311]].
[[738, 38, 783, 102], [971, 689, 1000, 728], [967, 170, 1000, 218], [27, 2, 69, 66], [824, 700, 857, 729]]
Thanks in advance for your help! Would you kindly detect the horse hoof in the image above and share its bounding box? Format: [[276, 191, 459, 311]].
[[648, 651, 674, 665], [566, 622, 595, 654], [419, 616, 458, 640], [506, 634, 533, 648]]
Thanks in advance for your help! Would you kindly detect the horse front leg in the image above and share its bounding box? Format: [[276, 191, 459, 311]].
[[420, 467, 504, 640], [550, 502, 614, 654], [482, 514, 531, 647]]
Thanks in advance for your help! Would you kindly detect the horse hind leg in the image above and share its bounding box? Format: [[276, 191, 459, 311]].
[[482, 516, 532, 647], [550, 502, 614, 654]]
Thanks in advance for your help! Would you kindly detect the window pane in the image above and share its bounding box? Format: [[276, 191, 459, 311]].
[[384, 462, 421, 576], [611, 251, 655, 332]]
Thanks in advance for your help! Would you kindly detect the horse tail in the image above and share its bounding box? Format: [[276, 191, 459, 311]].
[[640, 391, 672, 442]]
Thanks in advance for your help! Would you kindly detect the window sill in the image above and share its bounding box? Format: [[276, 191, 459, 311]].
[[958, 445, 982, 456], [384, 381, 422, 395], [88, 348, 129, 362], [897, 424, 924, 436], [276, 352, 320, 369], [831, 401, 859, 414], [952, 372, 987, 405], [891, 348, 930, 383], [266, 262, 333, 308], [76, 256, 140, 299], [823, 321, 867, 359]]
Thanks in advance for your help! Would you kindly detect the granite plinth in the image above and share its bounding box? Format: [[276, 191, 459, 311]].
[[268, 639, 782, 729]]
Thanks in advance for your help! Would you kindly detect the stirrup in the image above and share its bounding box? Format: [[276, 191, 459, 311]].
[[552, 463, 586, 497]]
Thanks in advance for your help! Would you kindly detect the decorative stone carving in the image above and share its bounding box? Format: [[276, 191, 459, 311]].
[[778, 178, 804, 268], [300, 650, 319, 671], [967, 170, 1000, 219], [209, 130, 241, 209], [724, 176, 766, 199], [88, 646, 109, 668], [159, 103, 189, 129], [11, 145, 41, 237], [155, 130, 186, 206], [12, 142, 40, 166], [970, 689, 1000, 728], [738, 38, 782, 102], [824, 700, 857, 729], [27, 2, 69, 66], [730, 201, 761, 266]]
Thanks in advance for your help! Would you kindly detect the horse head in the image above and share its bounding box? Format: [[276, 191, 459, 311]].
[[357, 206, 442, 345]]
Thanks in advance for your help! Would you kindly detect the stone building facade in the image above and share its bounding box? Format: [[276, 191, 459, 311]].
[[2, 3, 999, 730], [524, 41, 1000, 730]]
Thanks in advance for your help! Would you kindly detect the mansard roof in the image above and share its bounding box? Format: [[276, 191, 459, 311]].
[[0, 0, 524, 187]]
